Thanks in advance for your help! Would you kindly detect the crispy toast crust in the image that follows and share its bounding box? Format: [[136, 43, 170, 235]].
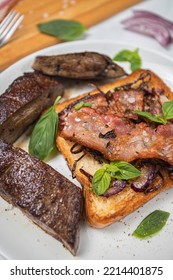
[[56, 69, 173, 228]]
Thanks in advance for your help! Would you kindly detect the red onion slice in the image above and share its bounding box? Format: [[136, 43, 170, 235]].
[[133, 10, 173, 37], [122, 17, 171, 47], [103, 179, 126, 198], [121, 10, 173, 47], [131, 164, 157, 192], [144, 173, 163, 194]]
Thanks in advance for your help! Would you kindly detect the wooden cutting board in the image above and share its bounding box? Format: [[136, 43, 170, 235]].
[[0, 0, 142, 71]]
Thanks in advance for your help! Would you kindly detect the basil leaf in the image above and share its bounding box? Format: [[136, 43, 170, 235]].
[[29, 108, 57, 160], [130, 49, 142, 71], [29, 97, 61, 160], [74, 101, 92, 110], [53, 96, 62, 107], [104, 164, 119, 173], [38, 19, 86, 41], [134, 110, 166, 124], [74, 101, 84, 110], [110, 161, 141, 180], [92, 169, 111, 195], [162, 100, 173, 120], [134, 100, 173, 125], [113, 48, 142, 72], [113, 49, 133, 61], [133, 210, 170, 238]]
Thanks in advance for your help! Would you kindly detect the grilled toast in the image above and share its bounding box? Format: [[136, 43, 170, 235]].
[[56, 69, 173, 228]]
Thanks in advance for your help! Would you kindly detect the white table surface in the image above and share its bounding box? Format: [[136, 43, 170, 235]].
[[0, 0, 173, 260]]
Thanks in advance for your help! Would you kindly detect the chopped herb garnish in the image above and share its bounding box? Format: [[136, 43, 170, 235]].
[[74, 101, 92, 110]]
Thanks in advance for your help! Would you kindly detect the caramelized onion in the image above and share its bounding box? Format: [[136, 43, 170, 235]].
[[80, 168, 93, 183], [80, 159, 169, 196], [71, 154, 85, 179], [103, 179, 126, 198], [131, 164, 158, 192], [144, 174, 163, 194], [70, 143, 84, 154]]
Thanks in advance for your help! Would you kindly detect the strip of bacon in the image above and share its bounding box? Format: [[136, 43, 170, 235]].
[[59, 88, 173, 165]]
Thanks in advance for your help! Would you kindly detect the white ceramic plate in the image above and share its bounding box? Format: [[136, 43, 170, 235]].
[[1, 40, 173, 260]]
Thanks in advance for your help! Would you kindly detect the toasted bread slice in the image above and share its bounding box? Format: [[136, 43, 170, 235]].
[[56, 69, 173, 228]]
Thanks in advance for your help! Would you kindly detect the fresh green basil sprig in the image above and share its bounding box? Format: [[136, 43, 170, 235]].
[[133, 210, 170, 238], [113, 48, 142, 71], [29, 96, 61, 160], [38, 19, 86, 41], [92, 161, 141, 195], [134, 100, 173, 125]]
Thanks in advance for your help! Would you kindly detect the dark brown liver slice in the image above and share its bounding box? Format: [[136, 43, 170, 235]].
[[0, 72, 64, 144], [0, 139, 83, 255]]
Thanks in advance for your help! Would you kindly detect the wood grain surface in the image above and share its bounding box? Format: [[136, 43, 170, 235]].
[[0, 0, 142, 71]]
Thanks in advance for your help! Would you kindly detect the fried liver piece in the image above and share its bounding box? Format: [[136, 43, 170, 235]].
[[0, 72, 64, 144], [32, 52, 126, 80], [0, 139, 83, 255]]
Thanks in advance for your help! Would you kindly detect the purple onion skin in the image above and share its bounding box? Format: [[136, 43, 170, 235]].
[[103, 180, 126, 198], [144, 174, 163, 194], [103, 163, 162, 196], [133, 10, 173, 31], [131, 165, 157, 192], [121, 11, 173, 47], [123, 19, 171, 47]]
